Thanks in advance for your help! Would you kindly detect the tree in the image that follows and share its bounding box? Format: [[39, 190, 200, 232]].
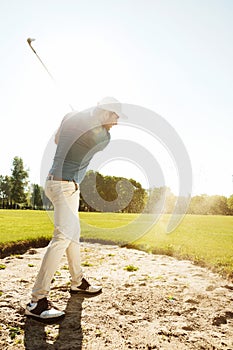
[[0, 175, 12, 208], [208, 195, 229, 215], [80, 171, 147, 213], [227, 195, 233, 215], [30, 184, 44, 209], [124, 179, 147, 213], [188, 195, 210, 214], [164, 188, 176, 214], [79, 171, 99, 212], [10, 156, 29, 208], [188, 194, 230, 215], [145, 187, 162, 213], [145, 186, 174, 214]]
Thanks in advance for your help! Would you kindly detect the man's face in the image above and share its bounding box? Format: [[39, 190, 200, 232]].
[[103, 112, 119, 131]]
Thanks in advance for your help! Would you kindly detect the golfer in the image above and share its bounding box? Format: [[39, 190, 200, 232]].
[[25, 97, 126, 322]]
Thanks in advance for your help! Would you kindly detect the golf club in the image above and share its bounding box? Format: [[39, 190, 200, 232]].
[[27, 37, 74, 111]]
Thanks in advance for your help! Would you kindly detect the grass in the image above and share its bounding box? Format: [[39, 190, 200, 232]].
[[0, 210, 233, 278], [124, 265, 139, 272], [134, 214, 233, 278], [0, 210, 53, 243], [8, 326, 22, 340], [81, 261, 93, 267], [0, 210, 53, 257]]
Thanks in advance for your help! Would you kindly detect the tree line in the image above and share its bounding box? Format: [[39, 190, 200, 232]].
[[0, 156, 233, 215]]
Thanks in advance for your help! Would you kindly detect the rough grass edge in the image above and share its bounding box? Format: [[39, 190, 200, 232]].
[[0, 237, 118, 259], [124, 243, 233, 281], [1, 237, 232, 282], [0, 237, 50, 258]]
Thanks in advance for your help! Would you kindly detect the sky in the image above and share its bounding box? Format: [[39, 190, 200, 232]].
[[0, 0, 233, 197]]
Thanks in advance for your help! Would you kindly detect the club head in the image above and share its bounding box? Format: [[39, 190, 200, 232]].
[[27, 38, 35, 45]]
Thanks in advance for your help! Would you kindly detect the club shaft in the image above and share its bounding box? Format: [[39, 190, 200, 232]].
[[35, 52, 56, 83], [27, 39, 74, 111]]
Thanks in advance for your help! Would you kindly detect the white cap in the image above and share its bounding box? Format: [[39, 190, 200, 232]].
[[97, 96, 127, 119]]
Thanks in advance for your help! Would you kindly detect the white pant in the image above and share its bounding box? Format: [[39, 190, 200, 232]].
[[31, 180, 83, 301]]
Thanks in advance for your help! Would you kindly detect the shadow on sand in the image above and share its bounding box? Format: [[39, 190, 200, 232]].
[[24, 294, 84, 350]]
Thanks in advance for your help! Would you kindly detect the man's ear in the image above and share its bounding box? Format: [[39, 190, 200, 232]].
[[103, 110, 111, 121]]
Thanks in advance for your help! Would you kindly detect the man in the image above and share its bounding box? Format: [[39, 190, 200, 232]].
[[25, 97, 126, 322]]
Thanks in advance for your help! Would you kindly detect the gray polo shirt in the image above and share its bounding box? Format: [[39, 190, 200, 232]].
[[49, 109, 110, 184]]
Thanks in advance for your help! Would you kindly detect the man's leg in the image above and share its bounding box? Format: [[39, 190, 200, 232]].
[[31, 180, 80, 301], [25, 180, 79, 321], [31, 233, 72, 301], [66, 239, 83, 287]]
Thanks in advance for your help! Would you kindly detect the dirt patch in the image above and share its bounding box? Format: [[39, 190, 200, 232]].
[[0, 242, 233, 349]]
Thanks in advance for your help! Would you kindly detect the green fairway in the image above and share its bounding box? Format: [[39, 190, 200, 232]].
[[0, 210, 53, 243], [0, 210, 233, 278], [134, 214, 233, 277]]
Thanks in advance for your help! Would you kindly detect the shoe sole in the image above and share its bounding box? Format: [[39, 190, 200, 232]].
[[70, 289, 102, 297], [25, 313, 65, 324]]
